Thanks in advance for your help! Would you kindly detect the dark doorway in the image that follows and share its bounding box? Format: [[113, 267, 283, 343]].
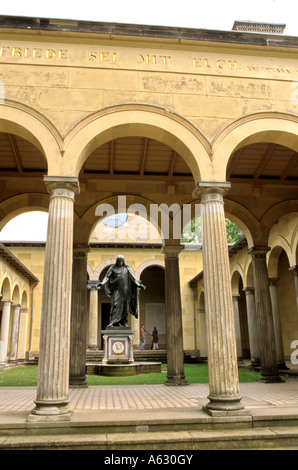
[[101, 302, 111, 331]]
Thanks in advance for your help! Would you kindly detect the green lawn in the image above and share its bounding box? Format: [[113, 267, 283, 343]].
[[0, 363, 261, 387]]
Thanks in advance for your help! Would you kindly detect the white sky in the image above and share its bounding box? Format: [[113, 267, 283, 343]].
[[0, 0, 297, 241], [0, 0, 297, 35]]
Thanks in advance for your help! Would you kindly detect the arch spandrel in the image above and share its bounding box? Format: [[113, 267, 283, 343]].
[[62, 105, 212, 182], [212, 112, 298, 181]]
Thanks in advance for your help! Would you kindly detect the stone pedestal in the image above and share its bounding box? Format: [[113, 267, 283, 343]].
[[102, 328, 134, 364]]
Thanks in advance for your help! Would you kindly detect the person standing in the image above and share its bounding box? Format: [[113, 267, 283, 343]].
[[140, 324, 147, 350], [151, 326, 159, 350]]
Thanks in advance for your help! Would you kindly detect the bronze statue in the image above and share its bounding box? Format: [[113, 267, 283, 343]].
[[92, 255, 146, 328]]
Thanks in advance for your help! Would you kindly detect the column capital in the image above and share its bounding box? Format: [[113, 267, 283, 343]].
[[161, 244, 183, 258], [289, 265, 298, 274], [73, 244, 90, 257], [269, 278, 279, 286], [247, 246, 270, 258], [44, 176, 80, 198], [243, 286, 254, 294], [87, 280, 100, 290], [192, 181, 231, 200]]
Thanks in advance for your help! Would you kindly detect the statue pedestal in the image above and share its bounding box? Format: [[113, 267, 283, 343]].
[[101, 328, 134, 365]]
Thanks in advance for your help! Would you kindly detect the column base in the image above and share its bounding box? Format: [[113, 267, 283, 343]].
[[27, 400, 72, 422], [203, 395, 249, 416], [164, 375, 189, 386], [69, 375, 88, 388], [250, 360, 261, 368], [259, 373, 284, 383]]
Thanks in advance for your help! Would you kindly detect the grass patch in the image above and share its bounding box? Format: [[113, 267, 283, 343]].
[[0, 363, 261, 387]]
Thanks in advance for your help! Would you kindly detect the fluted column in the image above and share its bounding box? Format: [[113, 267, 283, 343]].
[[9, 304, 21, 361], [269, 278, 287, 369], [247, 247, 282, 383], [232, 295, 242, 360], [289, 266, 298, 310], [69, 245, 89, 387], [87, 281, 99, 350], [243, 287, 260, 367], [0, 300, 12, 363], [162, 244, 188, 386], [29, 176, 79, 421], [198, 183, 244, 415]]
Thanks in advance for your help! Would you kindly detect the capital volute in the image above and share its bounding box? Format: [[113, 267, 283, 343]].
[[44, 176, 80, 199], [192, 181, 231, 203]]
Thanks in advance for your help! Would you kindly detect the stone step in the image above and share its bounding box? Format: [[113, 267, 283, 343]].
[[1, 425, 298, 450]]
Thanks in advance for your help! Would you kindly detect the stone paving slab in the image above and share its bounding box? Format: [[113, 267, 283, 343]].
[[0, 381, 297, 415]]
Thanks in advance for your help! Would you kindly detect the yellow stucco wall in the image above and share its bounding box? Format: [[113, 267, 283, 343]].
[[1, 24, 298, 183]]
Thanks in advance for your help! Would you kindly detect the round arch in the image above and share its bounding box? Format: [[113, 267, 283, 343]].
[[0, 277, 11, 299], [0, 194, 49, 231], [12, 285, 20, 305], [135, 259, 165, 280], [21, 290, 28, 309], [74, 194, 170, 245], [63, 104, 211, 182], [267, 245, 289, 279], [0, 101, 62, 172], [231, 269, 244, 295], [212, 112, 298, 181]]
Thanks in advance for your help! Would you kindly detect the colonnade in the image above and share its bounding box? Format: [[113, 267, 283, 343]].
[[0, 302, 30, 364], [1, 174, 291, 421], [26, 176, 255, 421]]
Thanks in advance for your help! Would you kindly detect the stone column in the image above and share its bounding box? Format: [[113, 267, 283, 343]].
[[289, 266, 298, 310], [198, 309, 208, 358], [87, 281, 99, 351], [69, 245, 89, 388], [162, 244, 188, 386], [9, 304, 21, 362], [243, 287, 260, 368], [232, 295, 243, 360], [18, 308, 29, 359], [198, 182, 244, 415], [29, 176, 79, 421], [269, 278, 287, 369], [247, 247, 282, 383], [0, 300, 12, 363]]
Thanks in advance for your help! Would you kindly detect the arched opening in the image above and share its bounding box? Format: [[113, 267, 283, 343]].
[[139, 265, 166, 350], [0, 211, 48, 241], [276, 250, 297, 360]]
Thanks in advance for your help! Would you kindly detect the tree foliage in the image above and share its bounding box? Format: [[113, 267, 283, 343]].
[[181, 217, 242, 244]]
